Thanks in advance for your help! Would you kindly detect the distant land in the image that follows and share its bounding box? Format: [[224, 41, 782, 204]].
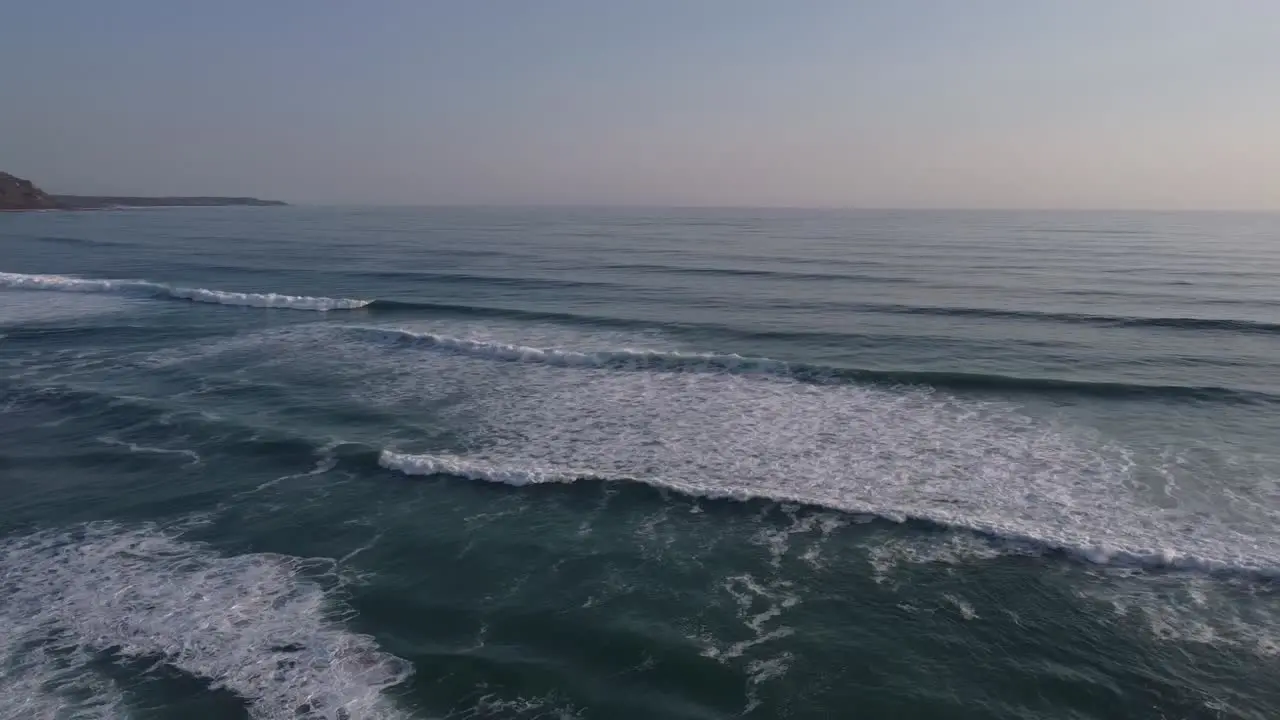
[[0, 172, 286, 210], [52, 195, 287, 209]]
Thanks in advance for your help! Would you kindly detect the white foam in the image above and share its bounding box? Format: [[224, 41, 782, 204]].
[[0, 523, 411, 719], [388, 441, 1280, 576], [696, 572, 799, 714], [0, 643, 128, 720], [750, 505, 842, 570], [700, 574, 799, 662], [98, 435, 201, 465], [366, 332, 1280, 577], [451, 692, 584, 719], [112, 319, 1280, 580], [166, 285, 370, 311], [0, 271, 145, 294], [242, 440, 341, 495], [743, 652, 793, 715], [380, 450, 588, 486], [942, 593, 980, 620], [0, 271, 369, 312], [1080, 573, 1280, 657], [865, 534, 1041, 584], [348, 326, 790, 373]]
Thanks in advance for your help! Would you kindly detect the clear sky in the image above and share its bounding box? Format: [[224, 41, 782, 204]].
[[3, 1, 1278, 209]]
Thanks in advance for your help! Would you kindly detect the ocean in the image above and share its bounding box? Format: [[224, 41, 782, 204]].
[[1, 206, 1278, 719]]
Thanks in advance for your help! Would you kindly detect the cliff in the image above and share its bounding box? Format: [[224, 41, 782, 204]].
[[0, 170, 287, 210], [0, 172, 59, 210]]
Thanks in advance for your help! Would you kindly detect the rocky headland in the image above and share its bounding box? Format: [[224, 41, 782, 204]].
[[0, 172, 286, 210]]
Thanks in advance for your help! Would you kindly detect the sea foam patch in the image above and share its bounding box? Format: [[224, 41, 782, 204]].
[[0, 523, 411, 720]]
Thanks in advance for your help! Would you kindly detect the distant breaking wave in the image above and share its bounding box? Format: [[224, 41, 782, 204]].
[[0, 272, 370, 312], [346, 326, 1274, 404], [377, 450, 1277, 578], [4, 270, 1277, 331], [346, 326, 791, 372]]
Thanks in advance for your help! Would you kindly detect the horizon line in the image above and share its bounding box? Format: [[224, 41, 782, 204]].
[[271, 202, 1280, 214]]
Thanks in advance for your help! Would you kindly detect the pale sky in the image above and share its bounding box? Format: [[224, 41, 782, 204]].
[[2, 1, 1278, 209]]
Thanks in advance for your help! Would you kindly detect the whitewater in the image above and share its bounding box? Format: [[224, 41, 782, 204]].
[[0, 271, 370, 311], [4, 206, 1280, 719]]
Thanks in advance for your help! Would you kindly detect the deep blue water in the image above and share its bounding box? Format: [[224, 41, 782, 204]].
[[2, 207, 1279, 719]]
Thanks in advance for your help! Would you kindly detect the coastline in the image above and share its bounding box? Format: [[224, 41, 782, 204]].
[[1, 171, 286, 211], [0, 202, 287, 213]]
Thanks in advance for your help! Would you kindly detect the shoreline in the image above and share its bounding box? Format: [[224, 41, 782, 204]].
[[1, 202, 287, 213]]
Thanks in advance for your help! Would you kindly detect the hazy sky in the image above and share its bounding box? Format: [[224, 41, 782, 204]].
[[3, 1, 1278, 208]]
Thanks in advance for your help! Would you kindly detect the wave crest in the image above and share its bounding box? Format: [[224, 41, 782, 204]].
[[350, 327, 789, 373], [379, 450, 587, 486], [348, 326, 1270, 403], [0, 271, 370, 312]]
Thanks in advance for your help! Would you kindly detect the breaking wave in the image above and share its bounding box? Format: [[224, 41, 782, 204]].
[[378, 450, 1280, 579], [345, 326, 1273, 403], [0, 271, 370, 312]]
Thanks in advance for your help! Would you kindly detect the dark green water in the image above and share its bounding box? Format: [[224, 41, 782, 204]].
[[2, 207, 1279, 719]]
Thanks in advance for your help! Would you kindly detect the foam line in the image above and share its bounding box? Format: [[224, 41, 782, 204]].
[[0, 271, 369, 312], [350, 326, 789, 372]]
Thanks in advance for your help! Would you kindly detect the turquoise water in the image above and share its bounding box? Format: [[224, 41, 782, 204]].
[[2, 207, 1279, 719]]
